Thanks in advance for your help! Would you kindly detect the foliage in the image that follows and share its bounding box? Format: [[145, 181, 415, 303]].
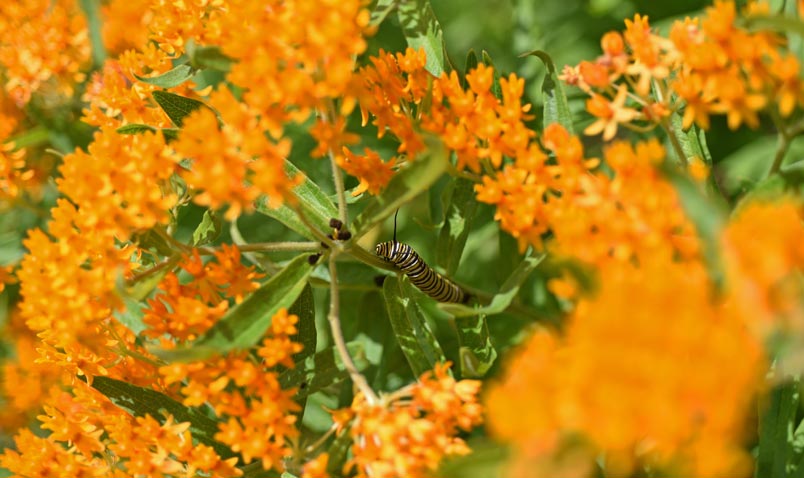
[[0, 1, 803, 478]]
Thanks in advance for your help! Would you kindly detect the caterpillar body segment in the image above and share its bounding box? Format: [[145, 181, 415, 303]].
[[375, 240, 469, 304]]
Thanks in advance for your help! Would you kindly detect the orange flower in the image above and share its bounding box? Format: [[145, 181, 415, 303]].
[[339, 148, 396, 196], [302, 453, 330, 478], [583, 85, 639, 140]]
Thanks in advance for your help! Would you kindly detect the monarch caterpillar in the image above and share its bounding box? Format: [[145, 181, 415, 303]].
[[375, 211, 469, 304]]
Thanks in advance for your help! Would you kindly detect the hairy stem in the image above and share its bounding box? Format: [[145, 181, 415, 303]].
[[328, 252, 379, 404]]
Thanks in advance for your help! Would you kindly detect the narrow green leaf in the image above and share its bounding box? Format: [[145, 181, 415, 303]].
[[460, 50, 479, 90], [152, 91, 214, 128], [382, 276, 447, 376], [91, 376, 235, 459], [279, 342, 368, 399], [352, 137, 448, 241], [743, 14, 804, 38], [135, 64, 195, 89], [370, 0, 398, 26], [757, 378, 800, 478], [521, 50, 575, 134], [113, 265, 170, 335], [326, 426, 354, 475], [158, 255, 314, 361], [455, 313, 496, 378], [434, 441, 507, 478], [190, 45, 234, 72], [397, 0, 445, 76], [662, 165, 727, 289], [117, 123, 157, 135], [255, 160, 339, 240], [161, 128, 180, 142], [480, 51, 503, 100], [290, 284, 316, 363], [436, 177, 478, 276], [441, 253, 545, 318], [78, 0, 106, 67], [192, 210, 222, 246]]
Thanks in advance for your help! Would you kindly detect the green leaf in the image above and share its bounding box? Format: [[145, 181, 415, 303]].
[[462, 50, 479, 90], [434, 441, 507, 478], [113, 264, 171, 335], [662, 165, 728, 289], [117, 123, 158, 135], [279, 342, 369, 399], [352, 137, 448, 241], [370, 0, 398, 26], [116, 124, 180, 143], [480, 51, 503, 100], [290, 284, 316, 363], [397, 0, 446, 76], [455, 313, 496, 378], [192, 210, 222, 246], [743, 14, 804, 39], [441, 253, 545, 318], [158, 254, 314, 361], [326, 426, 354, 475], [78, 0, 106, 67], [135, 64, 195, 89], [190, 45, 234, 72], [91, 376, 235, 459], [522, 50, 574, 134], [757, 378, 800, 478], [255, 160, 339, 240], [382, 275, 447, 376], [436, 177, 478, 276], [152, 90, 214, 128]]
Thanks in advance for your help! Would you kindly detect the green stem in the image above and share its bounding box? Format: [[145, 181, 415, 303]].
[[327, 252, 379, 404], [237, 241, 321, 252]]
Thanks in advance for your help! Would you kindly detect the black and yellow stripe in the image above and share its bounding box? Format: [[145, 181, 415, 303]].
[[375, 241, 468, 303]]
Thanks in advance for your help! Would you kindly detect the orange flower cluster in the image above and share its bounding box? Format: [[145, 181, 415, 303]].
[[562, 1, 803, 137], [723, 199, 804, 337], [0, 310, 61, 431], [101, 0, 153, 55], [476, 123, 699, 262], [0, 0, 90, 105], [173, 88, 297, 219], [159, 308, 303, 472], [486, 255, 765, 477], [82, 45, 202, 129], [58, 128, 179, 238], [351, 48, 537, 193], [1, 383, 240, 477], [18, 128, 179, 373], [0, 144, 33, 201], [216, 0, 370, 123], [333, 363, 483, 478], [144, 245, 264, 344]]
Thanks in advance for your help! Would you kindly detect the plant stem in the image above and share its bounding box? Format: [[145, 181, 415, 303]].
[[237, 241, 321, 252], [329, 148, 349, 226], [327, 252, 379, 404]]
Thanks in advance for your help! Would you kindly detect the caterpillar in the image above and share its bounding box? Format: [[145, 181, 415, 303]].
[[375, 240, 469, 304]]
